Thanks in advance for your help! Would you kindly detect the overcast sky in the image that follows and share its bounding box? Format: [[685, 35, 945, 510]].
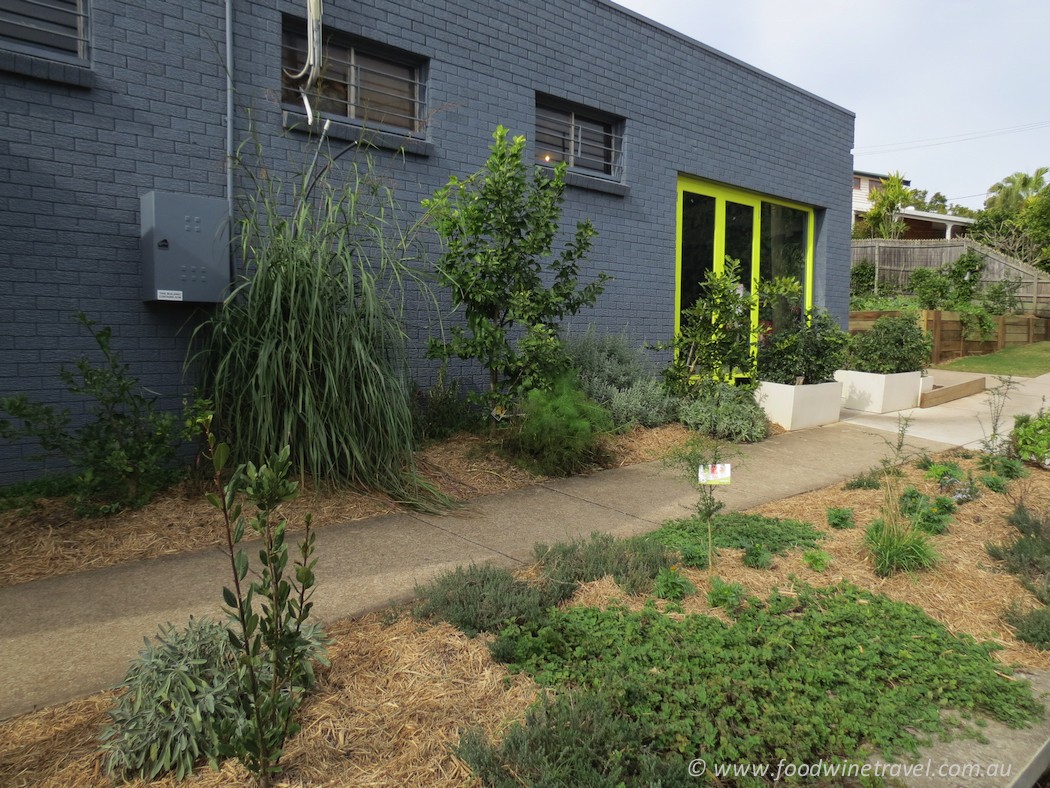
[[612, 0, 1050, 211]]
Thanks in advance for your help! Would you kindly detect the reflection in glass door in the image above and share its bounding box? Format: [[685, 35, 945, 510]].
[[678, 192, 716, 320]]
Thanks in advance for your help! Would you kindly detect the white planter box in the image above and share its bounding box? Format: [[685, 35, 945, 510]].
[[834, 369, 922, 413], [920, 374, 934, 395], [757, 380, 843, 431]]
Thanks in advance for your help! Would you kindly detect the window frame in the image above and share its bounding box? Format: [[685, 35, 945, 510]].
[[0, 0, 89, 65], [534, 95, 624, 183], [281, 17, 426, 137]]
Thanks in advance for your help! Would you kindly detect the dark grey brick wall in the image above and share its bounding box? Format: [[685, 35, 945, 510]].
[[0, 0, 854, 485]]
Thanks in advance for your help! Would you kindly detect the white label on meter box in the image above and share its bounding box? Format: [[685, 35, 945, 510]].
[[157, 289, 184, 301]]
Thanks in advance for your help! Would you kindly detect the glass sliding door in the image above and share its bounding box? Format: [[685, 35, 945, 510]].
[[676, 175, 814, 338]]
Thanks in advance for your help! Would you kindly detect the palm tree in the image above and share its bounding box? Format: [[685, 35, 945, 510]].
[[985, 167, 1049, 213]]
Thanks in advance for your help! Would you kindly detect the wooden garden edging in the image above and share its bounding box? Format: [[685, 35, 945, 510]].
[[849, 310, 1050, 366]]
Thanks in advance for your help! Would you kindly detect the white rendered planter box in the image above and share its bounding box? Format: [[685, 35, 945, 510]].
[[757, 380, 843, 431], [834, 369, 922, 413]]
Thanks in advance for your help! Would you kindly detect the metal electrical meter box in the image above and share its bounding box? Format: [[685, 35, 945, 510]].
[[141, 191, 230, 302]]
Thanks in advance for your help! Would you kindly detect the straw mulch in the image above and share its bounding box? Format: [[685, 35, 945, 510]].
[[0, 426, 692, 589], [0, 612, 538, 788]]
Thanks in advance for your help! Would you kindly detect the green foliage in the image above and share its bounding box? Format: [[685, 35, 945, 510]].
[[987, 503, 1050, 606], [1005, 605, 1050, 649], [865, 518, 939, 576], [493, 582, 1043, 769], [0, 313, 180, 515], [0, 475, 78, 514], [742, 543, 774, 569], [844, 470, 882, 490], [860, 172, 913, 239], [534, 532, 674, 598], [677, 380, 768, 443], [651, 512, 823, 557], [195, 141, 440, 508], [505, 375, 612, 476], [102, 617, 240, 781], [663, 257, 757, 391], [1013, 411, 1050, 466], [707, 577, 748, 612], [826, 507, 855, 530], [850, 260, 877, 298], [981, 474, 1008, 494], [411, 365, 482, 444], [425, 126, 607, 406], [803, 549, 832, 572], [758, 308, 850, 385], [653, 566, 696, 600], [924, 461, 963, 484], [939, 471, 981, 504], [899, 486, 956, 534], [413, 563, 561, 637], [564, 329, 679, 429], [205, 429, 326, 786], [456, 691, 689, 787], [849, 314, 932, 374], [977, 453, 1027, 480]]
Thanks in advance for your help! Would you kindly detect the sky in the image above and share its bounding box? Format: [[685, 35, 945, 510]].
[[612, 0, 1050, 211]]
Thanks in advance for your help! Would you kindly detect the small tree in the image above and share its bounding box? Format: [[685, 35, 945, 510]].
[[862, 172, 914, 239], [424, 126, 608, 407]]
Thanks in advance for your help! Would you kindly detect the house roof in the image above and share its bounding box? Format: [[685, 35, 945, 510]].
[[899, 207, 975, 225]]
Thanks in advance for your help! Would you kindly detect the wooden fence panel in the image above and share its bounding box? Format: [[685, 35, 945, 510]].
[[851, 239, 1050, 316]]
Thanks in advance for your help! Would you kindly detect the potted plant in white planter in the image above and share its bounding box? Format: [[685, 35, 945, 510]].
[[757, 308, 850, 431], [835, 314, 933, 413]]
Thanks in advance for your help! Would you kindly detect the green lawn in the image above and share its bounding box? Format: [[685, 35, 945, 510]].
[[936, 341, 1050, 377]]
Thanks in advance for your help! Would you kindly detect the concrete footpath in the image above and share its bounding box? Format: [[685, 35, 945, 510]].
[[1, 370, 1049, 785]]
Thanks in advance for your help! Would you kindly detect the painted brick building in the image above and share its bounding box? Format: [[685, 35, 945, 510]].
[[0, 0, 854, 484]]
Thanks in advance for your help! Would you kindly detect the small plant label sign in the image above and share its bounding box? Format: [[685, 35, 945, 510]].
[[698, 464, 731, 485]]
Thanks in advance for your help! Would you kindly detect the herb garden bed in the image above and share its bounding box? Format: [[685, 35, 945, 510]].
[[1, 450, 1047, 786]]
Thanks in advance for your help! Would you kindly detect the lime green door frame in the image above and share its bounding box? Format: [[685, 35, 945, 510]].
[[675, 174, 815, 336]]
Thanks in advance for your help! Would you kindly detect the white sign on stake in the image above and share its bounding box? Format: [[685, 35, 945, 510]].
[[698, 464, 731, 485]]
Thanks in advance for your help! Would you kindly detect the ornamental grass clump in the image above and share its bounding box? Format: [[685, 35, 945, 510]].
[[865, 476, 938, 576], [194, 137, 442, 509]]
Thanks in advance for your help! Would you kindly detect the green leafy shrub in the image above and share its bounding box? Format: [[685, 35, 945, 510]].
[[849, 314, 932, 374], [0, 475, 78, 514], [987, 503, 1050, 605], [977, 453, 1027, 480], [1005, 605, 1050, 649], [102, 617, 240, 781], [534, 532, 673, 597], [1013, 412, 1050, 467], [803, 549, 832, 572], [677, 380, 768, 443], [982, 474, 1008, 494], [826, 507, 855, 530], [0, 313, 181, 515], [604, 378, 679, 429], [899, 487, 955, 534], [758, 308, 850, 385], [414, 563, 560, 637], [707, 577, 747, 612], [850, 260, 876, 297], [425, 126, 607, 406], [505, 376, 612, 476], [844, 470, 882, 490], [651, 512, 823, 558], [492, 582, 1043, 769], [456, 691, 687, 786], [411, 365, 482, 443], [742, 543, 774, 569], [205, 435, 327, 785], [663, 257, 757, 391], [924, 461, 963, 484], [865, 518, 938, 576], [564, 328, 650, 395], [653, 566, 696, 600]]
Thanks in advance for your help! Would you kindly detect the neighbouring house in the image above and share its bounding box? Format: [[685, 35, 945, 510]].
[[0, 0, 855, 484], [852, 171, 973, 239]]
